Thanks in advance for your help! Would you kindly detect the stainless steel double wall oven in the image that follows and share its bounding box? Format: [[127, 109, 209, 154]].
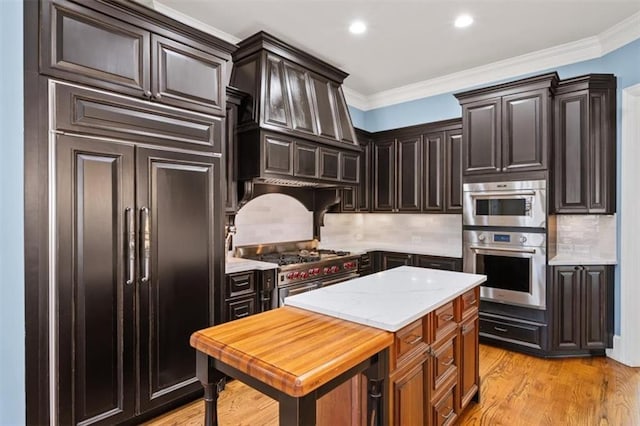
[[463, 180, 548, 309]]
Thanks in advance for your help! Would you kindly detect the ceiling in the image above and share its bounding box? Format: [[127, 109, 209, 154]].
[[152, 0, 640, 106]]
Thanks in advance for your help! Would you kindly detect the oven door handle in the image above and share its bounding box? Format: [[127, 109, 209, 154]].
[[470, 246, 536, 254], [469, 190, 536, 198]]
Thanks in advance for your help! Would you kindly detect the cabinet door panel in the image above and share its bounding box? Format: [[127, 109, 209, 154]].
[[582, 266, 608, 349], [264, 55, 291, 128], [458, 315, 479, 412], [381, 252, 413, 270], [502, 90, 547, 172], [310, 75, 338, 139], [56, 135, 135, 425], [294, 143, 318, 178], [390, 358, 428, 426], [373, 140, 395, 211], [264, 136, 293, 175], [152, 35, 224, 114], [551, 267, 581, 350], [357, 140, 371, 211], [587, 91, 615, 213], [554, 92, 589, 212], [462, 99, 501, 175], [42, 0, 150, 95], [320, 148, 340, 180], [445, 129, 463, 213], [284, 63, 316, 134], [137, 149, 218, 411], [397, 136, 422, 211], [334, 85, 357, 143], [423, 132, 444, 211]]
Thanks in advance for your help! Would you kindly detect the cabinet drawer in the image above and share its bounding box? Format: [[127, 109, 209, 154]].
[[225, 272, 256, 299], [434, 302, 456, 341], [431, 331, 457, 393], [479, 315, 544, 349], [226, 296, 256, 322], [415, 255, 461, 271], [458, 288, 479, 320], [394, 319, 427, 367], [431, 377, 457, 426]]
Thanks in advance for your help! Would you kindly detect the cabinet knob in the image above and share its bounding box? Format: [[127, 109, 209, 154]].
[[502, 167, 507, 172], [495, 167, 500, 172], [154, 93, 162, 100], [143, 90, 152, 99]]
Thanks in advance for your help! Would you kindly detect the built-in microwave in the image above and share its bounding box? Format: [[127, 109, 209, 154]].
[[463, 180, 546, 228]]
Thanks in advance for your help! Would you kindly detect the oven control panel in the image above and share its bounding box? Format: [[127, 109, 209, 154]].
[[279, 258, 359, 286]]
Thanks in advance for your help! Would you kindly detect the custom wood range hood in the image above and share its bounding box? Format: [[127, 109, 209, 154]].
[[229, 31, 361, 191]]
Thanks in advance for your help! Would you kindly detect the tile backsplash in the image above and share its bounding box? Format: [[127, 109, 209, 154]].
[[233, 193, 313, 249], [321, 213, 462, 255], [554, 215, 616, 258]]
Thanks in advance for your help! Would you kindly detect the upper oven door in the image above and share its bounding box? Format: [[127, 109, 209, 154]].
[[463, 181, 546, 228]]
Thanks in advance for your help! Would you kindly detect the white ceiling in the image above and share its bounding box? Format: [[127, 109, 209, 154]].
[[152, 0, 640, 107]]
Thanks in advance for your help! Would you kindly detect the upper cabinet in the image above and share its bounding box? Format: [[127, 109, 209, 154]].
[[40, 0, 234, 116], [455, 73, 558, 176], [369, 119, 462, 214], [552, 75, 616, 214], [340, 129, 372, 212]]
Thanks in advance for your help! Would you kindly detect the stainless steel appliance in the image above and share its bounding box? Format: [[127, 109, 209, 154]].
[[236, 240, 359, 306], [464, 229, 546, 309], [463, 180, 547, 228]]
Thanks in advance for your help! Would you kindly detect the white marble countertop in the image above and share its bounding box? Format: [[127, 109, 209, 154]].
[[318, 242, 462, 258], [285, 266, 486, 332], [225, 257, 279, 274], [548, 254, 617, 266]]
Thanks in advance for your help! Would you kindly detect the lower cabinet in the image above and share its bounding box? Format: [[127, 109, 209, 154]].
[[373, 251, 463, 273], [387, 288, 480, 425], [222, 269, 276, 323], [550, 265, 614, 354]]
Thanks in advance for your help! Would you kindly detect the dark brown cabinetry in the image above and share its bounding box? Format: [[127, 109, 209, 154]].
[[553, 75, 616, 214], [222, 269, 276, 323], [56, 132, 221, 424], [550, 265, 614, 354], [340, 129, 371, 212], [373, 136, 421, 212], [41, 0, 231, 115], [373, 251, 462, 273], [455, 73, 558, 177], [381, 252, 414, 270]]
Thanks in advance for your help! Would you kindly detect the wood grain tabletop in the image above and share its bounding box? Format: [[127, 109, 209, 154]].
[[190, 306, 393, 397]]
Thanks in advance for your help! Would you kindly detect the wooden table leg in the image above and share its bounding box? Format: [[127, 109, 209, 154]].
[[196, 351, 219, 426], [365, 349, 388, 426], [278, 393, 316, 426]]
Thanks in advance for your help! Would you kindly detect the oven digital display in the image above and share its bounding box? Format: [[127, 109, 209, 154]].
[[493, 234, 510, 243]]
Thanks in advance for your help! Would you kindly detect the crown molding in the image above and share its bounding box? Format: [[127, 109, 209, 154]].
[[152, 1, 241, 45], [599, 11, 640, 54], [347, 11, 640, 111], [342, 86, 370, 111]]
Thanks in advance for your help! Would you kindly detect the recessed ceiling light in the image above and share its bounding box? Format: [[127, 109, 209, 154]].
[[454, 14, 474, 28], [349, 20, 367, 35]]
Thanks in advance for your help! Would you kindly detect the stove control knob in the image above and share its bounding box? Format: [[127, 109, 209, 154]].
[[300, 272, 308, 279], [520, 236, 527, 243], [293, 271, 300, 279], [323, 267, 329, 274], [309, 268, 315, 275], [478, 234, 486, 242], [314, 268, 321, 274], [286, 272, 294, 279], [332, 266, 339, 273]]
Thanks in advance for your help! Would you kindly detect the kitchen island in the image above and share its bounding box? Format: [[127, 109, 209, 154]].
[[190, 266, 485, 425]]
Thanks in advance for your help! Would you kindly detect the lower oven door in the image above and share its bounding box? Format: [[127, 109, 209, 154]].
[[464, 245, 546, 309], [278, 281, 321, 307]]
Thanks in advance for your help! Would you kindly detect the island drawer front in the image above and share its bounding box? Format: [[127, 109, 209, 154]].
[[458, 288, 479, 320], [431, 375, 457, 426], [226, 296, 257, 322], [431, 330, 458, 394], [394, 319, 427, 368], [226, 272, 256, 299], [479, 316, 543, 348], [434, 302, 457, 341]]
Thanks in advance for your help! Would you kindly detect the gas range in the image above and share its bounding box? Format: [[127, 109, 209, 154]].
[[235, 240, 360, 288]]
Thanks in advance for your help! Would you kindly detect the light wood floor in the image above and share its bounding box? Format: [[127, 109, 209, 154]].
[[144, 345, 640, 426]]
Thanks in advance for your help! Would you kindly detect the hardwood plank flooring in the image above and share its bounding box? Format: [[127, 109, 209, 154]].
[[144, 345, 640, 426]]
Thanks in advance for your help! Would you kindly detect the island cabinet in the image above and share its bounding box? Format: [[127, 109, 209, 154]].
[[388, 287, 480, 426], [455, 73, 558, 177], [552, 74, 616, 214], [550, 265, 614, 355]]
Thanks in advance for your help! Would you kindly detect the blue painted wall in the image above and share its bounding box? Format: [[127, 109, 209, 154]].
[[0, 0, 25, 424], [352, 37, 640, 335]]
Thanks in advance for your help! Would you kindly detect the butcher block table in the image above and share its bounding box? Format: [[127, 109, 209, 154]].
[[190, 306, 394, 426]]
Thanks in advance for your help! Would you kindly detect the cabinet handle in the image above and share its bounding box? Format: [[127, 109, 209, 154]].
[[143, 90, 152, 99], [140, 207, 151, 283], [441, 357, 455, 367], [442, 408, 455, 420], [405, 334, 422, 345], [441, 314, 454, 322], [125, 208, 135, 285], [235, 312, 249, 319], [493, 326, 508, 333]]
